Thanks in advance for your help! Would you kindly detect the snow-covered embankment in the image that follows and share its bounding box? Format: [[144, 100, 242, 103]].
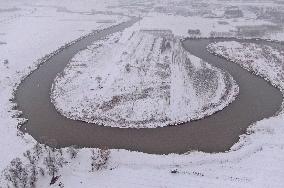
[[51, 30, 239, 128]]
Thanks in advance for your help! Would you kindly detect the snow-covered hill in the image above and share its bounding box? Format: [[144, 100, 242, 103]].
[[51, 30, 238, 128]]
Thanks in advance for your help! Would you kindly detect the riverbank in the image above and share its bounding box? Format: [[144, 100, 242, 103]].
[[1, 0, 284, 187]]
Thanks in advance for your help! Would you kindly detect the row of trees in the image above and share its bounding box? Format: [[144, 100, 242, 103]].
[[3, 143, 111, 187]]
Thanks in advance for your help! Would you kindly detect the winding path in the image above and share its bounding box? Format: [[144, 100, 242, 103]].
[[15, 19, 282, 154]]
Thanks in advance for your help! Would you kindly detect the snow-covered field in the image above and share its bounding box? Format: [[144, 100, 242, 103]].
[[208, 41, 284, 93], [1, 0, 284, 187], [51, 30, 238, 128], [0, 0, 128, 177], [115, 0, 284, 40]]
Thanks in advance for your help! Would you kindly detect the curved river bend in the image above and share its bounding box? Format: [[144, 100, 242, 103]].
[[16, 19, 283, 154]]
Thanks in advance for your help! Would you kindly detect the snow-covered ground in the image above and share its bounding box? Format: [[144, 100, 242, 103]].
[[51, 30, 238, 128], [208, 40, 284, 108], [114, 0, 284, 40], [0, 0, 128, 176], [208, 41, 284, 87], [1, 0, 284, 187]]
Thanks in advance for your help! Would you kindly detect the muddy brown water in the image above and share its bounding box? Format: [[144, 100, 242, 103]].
[[15, 19, 283, 154]]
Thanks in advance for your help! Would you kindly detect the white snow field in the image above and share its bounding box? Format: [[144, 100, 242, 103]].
[[51, 30, 238, 128], [1, 0, 284, 187], [208, 41, 284, 94], [0, 0, 128, 176]]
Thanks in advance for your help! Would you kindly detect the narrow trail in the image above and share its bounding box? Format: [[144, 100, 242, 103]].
[[15, 19, 283, 154]]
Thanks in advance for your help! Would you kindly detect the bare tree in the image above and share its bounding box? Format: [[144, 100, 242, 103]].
[[90, 149, 97, 172], [90, 148, 111, 172], [43, 147, 66, 181], [23, 150, 36, 165], [67, 145, 79, 159], [3, 142, 68, 187], [4, 158, 28, 188], [33, 143, 43, 160], [39, 167, 45, 177], [43, 150, 58, 178], [29, 164, 38, 187]]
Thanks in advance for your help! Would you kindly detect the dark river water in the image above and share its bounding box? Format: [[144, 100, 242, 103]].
[[15, 19, 283, 154]]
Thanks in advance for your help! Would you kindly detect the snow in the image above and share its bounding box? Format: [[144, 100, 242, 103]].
[[51, 30, 238, 128], [28, 113, 284, 188], [127, 12, 276, 38], [208, 41, 284, 98], [1, 0, 284, 187], [0, 0, 128, 173]]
